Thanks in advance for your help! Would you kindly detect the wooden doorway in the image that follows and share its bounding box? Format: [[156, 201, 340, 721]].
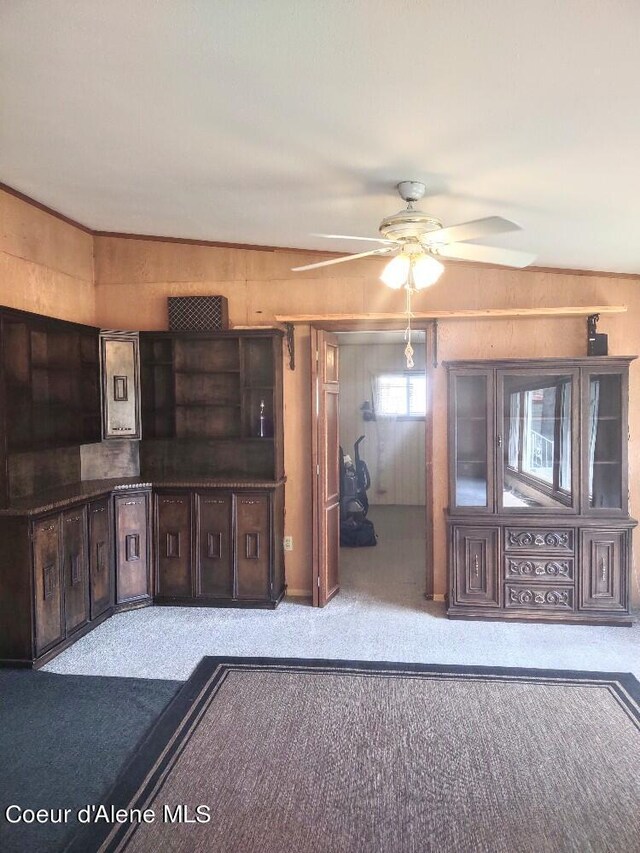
[[310, 322, 435, 606], [310, 328, 340, 606]]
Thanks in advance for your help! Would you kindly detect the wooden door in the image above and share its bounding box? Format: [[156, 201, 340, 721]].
[[235, 493, 271, 600], [452, 525, 500, 607], [89, 497, 113, 619], [115, 491, 150, 603], [311, 329, 340, 606], [196, 492, 233, 598], [580, 529, 626, 611], [155, 492, 192, 598], [62, 506, 90, 635], [33, 515, 64, 655]]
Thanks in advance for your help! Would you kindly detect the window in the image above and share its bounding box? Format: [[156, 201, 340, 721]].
[[374, 372, 426, 418]]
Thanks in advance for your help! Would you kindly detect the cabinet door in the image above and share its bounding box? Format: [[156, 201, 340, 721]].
[[33, 516, 64, 655], [62, 507, 90, 635], [156, 493, 192, 598], [497, 369, 578, 513], [580, 530, 626, 611], [452, 526, 500, 607], [235, 494, 271, 600], [115, 492, 150, 603], [89, 498, 113, 619], [582, 370, 626, 514], [101, 333, 141, 439], [196, 493, 233, 598], [449, 370, 494, 512]]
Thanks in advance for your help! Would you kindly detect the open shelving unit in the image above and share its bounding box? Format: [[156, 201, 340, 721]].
[[139, 329, 284, 480]]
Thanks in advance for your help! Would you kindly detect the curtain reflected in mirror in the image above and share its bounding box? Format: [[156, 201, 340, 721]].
[[588, 375, 622, 508], [503, 375, 572, 509]]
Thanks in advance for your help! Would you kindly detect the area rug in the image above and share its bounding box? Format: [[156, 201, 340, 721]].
[[68, 658, 640, 853]]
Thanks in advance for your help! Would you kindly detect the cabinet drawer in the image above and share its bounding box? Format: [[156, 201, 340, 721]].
[[505, 583, 574, 611], [504, 528, 574, 553], [504, 556, 574, 583]]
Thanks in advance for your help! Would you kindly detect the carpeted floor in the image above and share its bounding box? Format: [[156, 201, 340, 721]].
[[67, 657, 640, 853], [43, 507, 640, 681], [0, 670, 180, 853]]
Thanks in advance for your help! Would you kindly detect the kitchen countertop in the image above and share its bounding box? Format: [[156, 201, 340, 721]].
[[0, 476, 286, 516]]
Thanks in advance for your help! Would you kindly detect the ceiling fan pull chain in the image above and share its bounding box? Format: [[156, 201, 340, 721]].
[[404, 283, 415, 369]]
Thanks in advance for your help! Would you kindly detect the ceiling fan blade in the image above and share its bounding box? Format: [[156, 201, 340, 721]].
[[312, 233, 394, 245], [436, 243, 536, 268], [422, 216, 521, 246], [291, 246, 395, 272]]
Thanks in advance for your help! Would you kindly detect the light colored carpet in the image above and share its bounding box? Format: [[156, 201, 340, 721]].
[[44, 506, 640, 681]]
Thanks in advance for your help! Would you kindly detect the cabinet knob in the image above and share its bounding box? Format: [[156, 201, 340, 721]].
[[600, 557, 607, 582], [473, 554, 480, 576]]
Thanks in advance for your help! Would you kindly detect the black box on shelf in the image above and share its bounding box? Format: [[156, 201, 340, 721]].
[[168, 296, 229, 331]]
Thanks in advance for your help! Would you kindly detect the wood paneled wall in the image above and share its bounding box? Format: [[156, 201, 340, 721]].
[[2, 188, 639, 605], [0, 191, 95, 324], [339, 342, 425, 506], [92, 234, 640, 605]]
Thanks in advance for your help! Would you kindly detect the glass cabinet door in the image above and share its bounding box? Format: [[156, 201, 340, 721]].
[[583, 371, 624, 512], [497, 371, 578, 512], [450, 371, 493, 510]]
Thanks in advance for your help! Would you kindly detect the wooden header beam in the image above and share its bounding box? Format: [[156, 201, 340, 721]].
[[275, 306, 627, 327]]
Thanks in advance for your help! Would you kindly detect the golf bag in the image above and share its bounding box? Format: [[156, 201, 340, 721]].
[[339, 435, 377, 547]]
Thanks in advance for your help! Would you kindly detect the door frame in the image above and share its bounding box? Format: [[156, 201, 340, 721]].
[[310, 320, 436, 604]]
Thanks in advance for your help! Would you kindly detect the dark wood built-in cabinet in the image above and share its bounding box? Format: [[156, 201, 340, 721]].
[[0, 487, 152, 667], [154, 486, 284, 607], [141, 329, 286, 609], [446, 358, 636, 625], [0, 316, 286, 666]]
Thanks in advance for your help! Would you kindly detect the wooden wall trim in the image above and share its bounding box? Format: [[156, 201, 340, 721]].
[[0, 181, 93, 234], [277, 306, 627, 325], [2, 182, 640, 278]]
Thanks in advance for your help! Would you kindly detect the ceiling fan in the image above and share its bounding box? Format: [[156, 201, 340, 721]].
[[291, 180, 536, 284], [292, 181, 536, 369]]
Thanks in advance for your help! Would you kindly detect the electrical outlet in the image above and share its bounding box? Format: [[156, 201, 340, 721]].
[[283, 536, 293, 551]]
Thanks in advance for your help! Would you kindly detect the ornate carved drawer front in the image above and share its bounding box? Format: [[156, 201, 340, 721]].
[[504, 528, 574, 554], [505, 584, 574, 611], [504, 556, 574, 583]]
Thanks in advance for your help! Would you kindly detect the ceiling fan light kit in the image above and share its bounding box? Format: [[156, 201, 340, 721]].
[[292, 180, 536, 366]]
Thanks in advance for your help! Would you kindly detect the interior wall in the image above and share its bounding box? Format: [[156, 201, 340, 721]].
[[0, 190, 95, 324], [92, 234, 640, 606], [338, 342, 425, 506], [2, 189, 636, 605]]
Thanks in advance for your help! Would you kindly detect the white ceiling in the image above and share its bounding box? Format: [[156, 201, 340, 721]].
[[1, 1, 640, 273]]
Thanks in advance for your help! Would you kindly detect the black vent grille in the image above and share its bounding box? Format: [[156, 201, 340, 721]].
[[168, 296, 229, 331]]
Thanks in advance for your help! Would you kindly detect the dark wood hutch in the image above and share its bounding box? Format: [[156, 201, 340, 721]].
[[0, 306, 286, 667], [446, 357, 636, 625]]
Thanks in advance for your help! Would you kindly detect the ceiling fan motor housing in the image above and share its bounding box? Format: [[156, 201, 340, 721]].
[[378, 209, 442, 241]]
